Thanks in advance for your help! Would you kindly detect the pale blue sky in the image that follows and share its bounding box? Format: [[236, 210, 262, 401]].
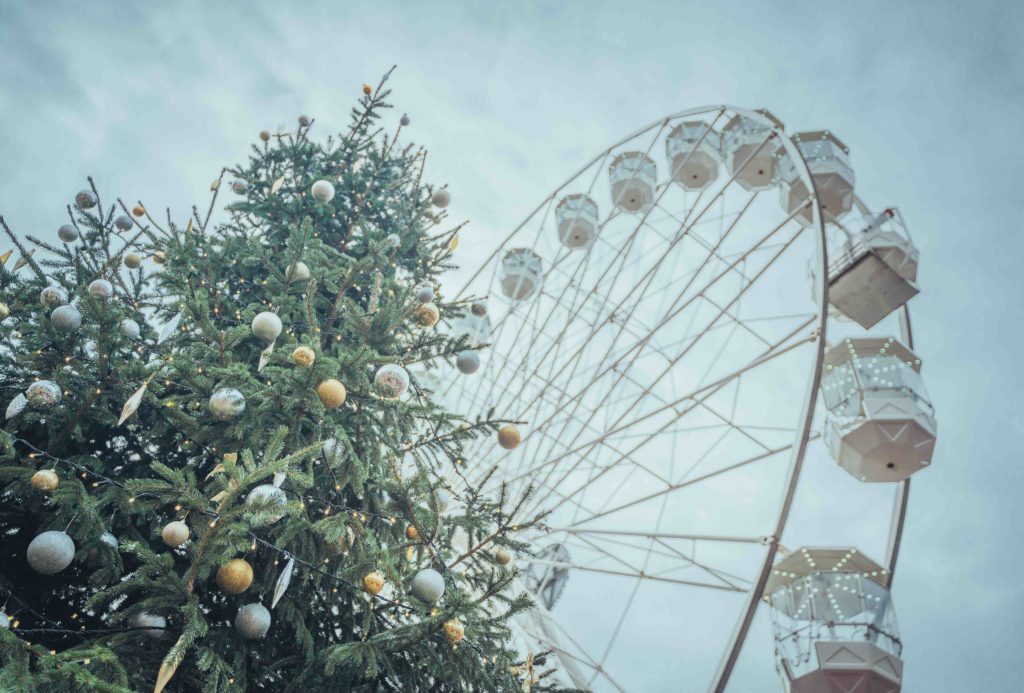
[[1, 1, 1021, 690]]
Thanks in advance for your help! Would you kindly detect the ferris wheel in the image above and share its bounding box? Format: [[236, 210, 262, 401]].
[[439, 106, 936, 692]]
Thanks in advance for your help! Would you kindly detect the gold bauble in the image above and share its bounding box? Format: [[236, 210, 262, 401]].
[[132, 204, 145, 218], [152, 251, 166, 265], [31, 469, 59, 492], [317, 379, 347, 409], [362, 84, 373, 95], [291, 346, 315, 368], [497, 425, 521, 450], [405, 524, 421, 542], [443, 618, 464, 643], [259, 130, 271, 142], [216, 558, 254, 595], [161, 520, 190, 548], [124, 252, 142, 269], [363, 571, 384, 595], [0, 302, 9, 319], [495, 548, 513, 566], [413, 302, 440, 328]]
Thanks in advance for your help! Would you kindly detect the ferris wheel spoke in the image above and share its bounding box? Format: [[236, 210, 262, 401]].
[[526, 557, 746, 593]]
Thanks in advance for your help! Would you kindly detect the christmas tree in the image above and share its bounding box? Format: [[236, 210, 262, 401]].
[[0, 70, 552, 692]]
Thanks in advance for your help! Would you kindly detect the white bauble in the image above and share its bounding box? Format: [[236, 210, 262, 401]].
[[384, 233, 401, 249], [40, 285, 68, 307], [431, 189, 451, 209], [410, 568, 445, 604], [416, 285, 435, 304], [374, 364, 410, 400], [6, 393, 27, 419], [235, 603, 271, 639], [88, 279, 113, 300], [75, 190, 97, 209], [246, 484, 287, 522], [456, 351, 480, 374], [251, 311, 282, 342], [131, 612, 166, 639], [114, 214, 133, 231], [285, 261, 311, 282], [209, 387, 246, 421], [57, 224, 79, 243], [26, 380, 62, 408], [50, 305, 82, 332], [310, 180, 335, 202], [162, 520, 190, 548], [120, 318, 141, 339], [26, 530, 75, 574], [322, 438, 346, 466], [298, 114, 312, 127], [100, 532, 118, 549], [0, 610, 9, 629]]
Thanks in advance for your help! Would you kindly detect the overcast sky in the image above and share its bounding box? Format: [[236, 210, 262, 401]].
[[1, 1, 1022, 690]]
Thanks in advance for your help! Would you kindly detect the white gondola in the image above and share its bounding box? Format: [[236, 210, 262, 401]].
[[665, 121, 722, 190], [821, 338, 936, 482], [779, 130, 856, 226], [721, 109, 784, 191], [498, 248, 543, 301], [608, 152, 656, 213], [824, 207, 920, 329], [555, 194, 599, 249], [766, 547, 903, 693]]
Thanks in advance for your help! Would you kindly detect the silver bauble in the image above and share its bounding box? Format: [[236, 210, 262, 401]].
[[400, 114, 411, 127], [6, 393, 27, 419], [26, 530, 75, 574], [88, 279, 114, 300], [99, 532, 118, 551], [322, 437, 346, 466], [431, 189, 451, 209], [471, 301, 488, 317], [298, 114, 311, 127], [384, 233, 401, 249], [0, 610, 9, 629], [75, 190, 97, 209], [26, 380, 62, 408], [120, 318, 141, 339], [285, 261, 311, 282], [246, 484, 287, 522], [114, 214, 133, 231], [235, 603, 271, 639], [410, 568, 445, 604], [231, 181, 248, 194], [374, 364, 409, 400], [209, 387, 246, 421], [50, 304, 82, 332], [57, 224, 79, 243], [416, 285, 435, 304], [456, 350, 480, 374], [251, 311, 282, 342], [131, 612, 166, 639], [40, 285, 68, 307], [311, 180, 335, 202]]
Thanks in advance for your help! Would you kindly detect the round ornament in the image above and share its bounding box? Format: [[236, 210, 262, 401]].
[[88, 279, 113, 300], [152, 251, 165, 264], [100, 532, 118, 549], [298, 114, 311, 127], [114, 214, 133, 231], [311, 180, 335, 203], [362, 84, 372, 95], [400, 114, 410, 127], [291, 346, 315, 368], [131, 612, 166, 639], [246, 484, 287, 522], [58, 224, 79, 243], [6, 393, 27, 419], [51, 304, 82, 332], [410, 568, 445, 604], [124, 252, 142, 269], [431, 189, 451, 209], [416, 285, 435, 304], [384, 233, 401, 250], [235, 604, 271, 639], [231, 181, 248, 195], [31, 469, 59, 492], [471, 301, 488, 317], [251, 311, 282, 342], [260, 130, 271, 141], [322, 437, 346, 466], [26, 380, 61, 408], [498, 425, 521, 450], [285, 261, 311, 282], [120, 318, 141, 339], [132, 204, 146, 218], [26, 530, 75, 575], [0, 611, 9, 629], [40, 285, 67, 307], [374, 364, 409, 400], [161, 520, 189, 547], [75, 190, 97, 209], [495, 548, 513, 566], [456, 351, 480, 374], [0, 302, 8, 320], [405, 524, 421, 542], [443, 618, 464, 643], [317, 379, 347, 409], [363, 571, 384, 595], [216, 558, 254, 594], [413, 302, 440, 328], [209, 387, 246, 421]]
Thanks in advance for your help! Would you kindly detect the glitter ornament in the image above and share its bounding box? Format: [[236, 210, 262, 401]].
[[291, 346, 315, 367], [6, 393, 27, 419], [88, 279, 113, 300], [311, 180, 335, 202], [456, 351, 480, 374], [131, 612, 166, 639], [31, 469, 59, 492], [209, 387, 246, 421], [413, 302, 440, 328], [251, 311, 282, 342], [498, 425, 521, 450], [26, 380, 61, 408], [161, 520, 189, 547], [246, 484, 287, 522], [114, 214, 133, 231], [410, 568, 445, 604], [322, 437, 346, 466], [405, 524, 421, 541], [75, 190, 97, 209], [285, 261, 311, 282], [374, 364, 410, 400], [444, 618, 464, 643], [495, 548, 513, 566], [235, 604, 271, 639], [124, 252, 142, 269], [26, 530, 75, 574], [50, 304, 82, 331], [40, 285, 67, 307], [58, 224, 79, 243], [216, 558, 254, 594], [120, 318, 141, 339], [431, 189, 451, 208], [416, 285, 435, 303], [363, 571, 384, 595], [317, 379, 347, 409]]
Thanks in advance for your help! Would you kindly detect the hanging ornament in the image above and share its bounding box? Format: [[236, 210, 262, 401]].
[[216, 558, 254, 595], [58, 224, 79, 243], [495, 548, 513, 566], [498, 425, 521, 450], [120, 318, 141, 339], [235, 604, 271, 639], [443, 618, 465, 644], [400, 114, 411, 127], [26, 380, 62, 408], [0, 249, 10, 266], [26, 530, 75, 574], [374, 364, 410, 400], [362, 571, 384, 595], [31, 469, 59, 492], [124, 252, 142, 269], [431, 189, 451, 209], [161, 520, 189, 548], [117, 374, 155, 426], [384, 233, 401, 250], [75, 190, 97, 209], [88, 279, 114, 300], [251, 311, 282, 342], [132, 204, 146, 218], [0, 611, 9, 629], [416, 285, 435, 304], [271, 557, 295, 608], [209, 387, 246, 421], [413, 302, 440, 328], [271, 176, 285, 194], [258, 340, 275, 373], [157, 310, 182, 344], [434, 488, 452, 513], [13, 250, 34, 272], [456, 351, 480, 374], [100, 532, 118, 549], [152, 251, 166, 264], [291, 346, 315, 368], [298, 114, 311, 127], [410, 568, 445, 604], [317, 379, 347, 409], [362, 84, 372, 95], [50, 304, 81, 332], [0, 302, 8, 319], [6, 393, 27, 419], [260, 130, 272, 142], [114, 214, 133, 231], [39, 285, 68, 307], [231, 181, 248, 195], [246, 484, 287, 522], [285, 261, 310, 282], [311, 180, 335, 203], [405, 524, 421, 542], [471, 301, 488, 317], [322, 437, 346, 466], [131, 612, 166, 639]]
